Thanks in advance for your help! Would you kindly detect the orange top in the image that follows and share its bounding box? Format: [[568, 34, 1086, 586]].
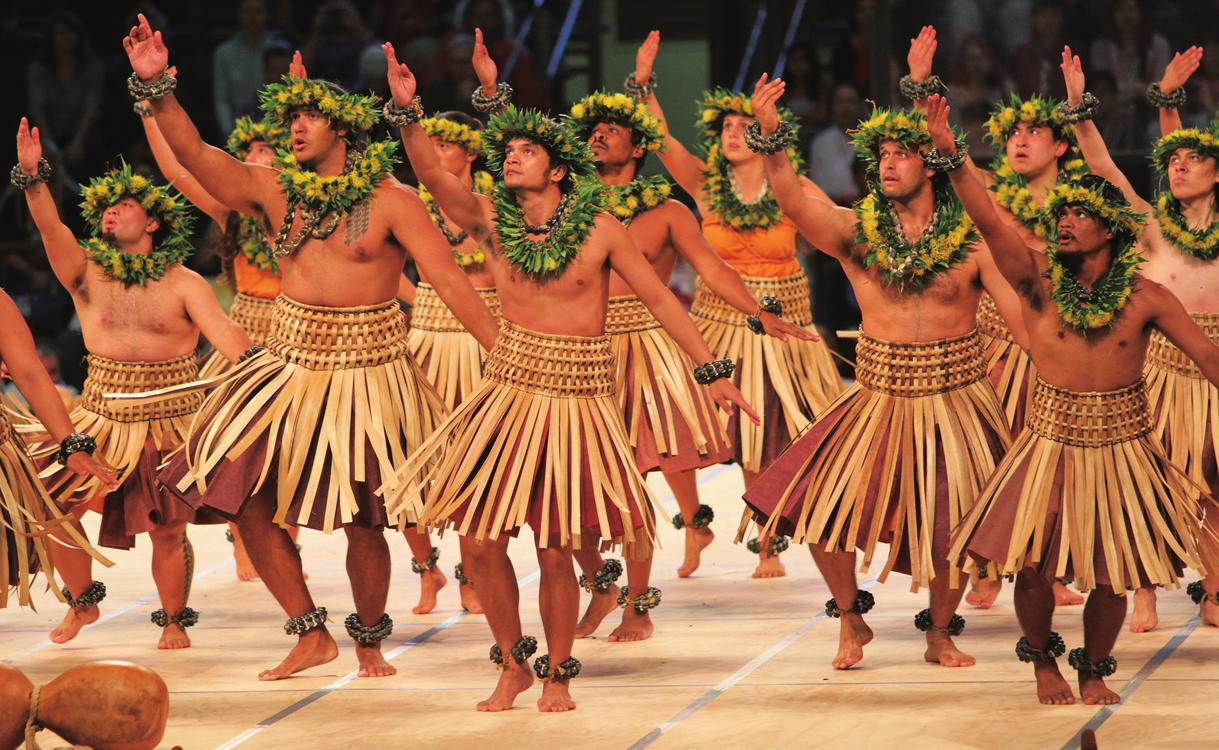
[[232, 253, 281, 299], [701, 212, 801, 277]]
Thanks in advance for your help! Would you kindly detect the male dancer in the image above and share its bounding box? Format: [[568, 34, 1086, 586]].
[[743, 77, 1017, 670], [380, 42, 756, 711], [124, 16, 499, 680], [15, 118, 251, 649]]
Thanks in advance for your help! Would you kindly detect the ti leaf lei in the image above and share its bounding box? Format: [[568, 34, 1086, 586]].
[[701, 142, 787, 232], [854, 182, 979, 288], [602, 174, 671, 226], [1044, 245, 1142, 329], [81, 238, 191, 287], [419, 171, 494, 266], [491, 181, 605, 279], [236, 214, 277, 272], [988, 157, 1048, 238], [1153, 192, 1219, 261]]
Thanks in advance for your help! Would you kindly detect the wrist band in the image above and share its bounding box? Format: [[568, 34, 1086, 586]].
[[127, 70, 177, 101], [746, 295, 784, 334], [624, 71, 656, 99], [924, 139, 969, 171], [472, 82, 513, 113], [693, 359, 735, 385], [899, 74, 944, 100], [1055, 92, 1100, 124], [1147, 82, 1187, 109], [743, 120, 794, 155], [55, 433, 97, 466], [133, 101, 153, 117], [383, 97, 424, 127], [10, 158, 52, 191]]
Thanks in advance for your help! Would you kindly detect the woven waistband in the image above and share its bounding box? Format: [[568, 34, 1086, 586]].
[[411, 283, 501, 333], [230, 292, 277, 345], [81, 353, 202, 422], [266, 295, 409, 370], [485, 320, 616, 398], [605, 295, 661, 335], [0, 408, 12, 447], [691, 271, 813, 327], [1026, 377, 1152, 447], [976, 292, 1014, 342], [854, 328, 986, 397], [1146, 311, 1219, 379]]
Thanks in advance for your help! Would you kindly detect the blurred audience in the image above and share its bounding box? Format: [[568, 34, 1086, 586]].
[[27, 11, 105, 179], [303, 1, 375, 92], [213, 0, 282, 133]]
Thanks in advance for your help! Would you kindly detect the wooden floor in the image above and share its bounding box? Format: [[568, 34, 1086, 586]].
[[3, 465, 1216, 750]]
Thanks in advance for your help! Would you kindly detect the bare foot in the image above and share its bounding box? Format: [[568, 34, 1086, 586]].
[[1201, 598, 1219, 627], [233, 535, 260, 581], [158, 624, 191, 649], [460, 583, 484, 614], [678, 528, 714, 578], [413, 568, 447, 615], [1033, 660, 1076, 705], [476, 661, 534, 712], [608, 608, 654, 642], [831, 614, 873, 669], [924, 632, 976, 667], [356, 641, 397, 678], [1053, 580, 1085, 606], [966, 577, 1002, 609], [49, 605, 99, 644], [1079, 674, 1121, 705], [258, 629, 339, 681], [575, 586, 620, 638], [752, 553, 786, 579], [537, 680, 577, 712], [1129, 588, 1158, 633]]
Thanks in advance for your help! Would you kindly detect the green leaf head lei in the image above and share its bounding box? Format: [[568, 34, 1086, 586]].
[[483, 105, 597, 186], [566, 91, 667, 153], [227, 115, 289, 162]]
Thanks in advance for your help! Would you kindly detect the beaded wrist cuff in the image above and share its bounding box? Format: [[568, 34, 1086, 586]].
[[383, 97, 424, 127], [899, 74, 945, 100], [10, 159, 52, 190], [693, 358, 735, 385], [1147, 82, 1187, 109], [127, 71, 177, 101], [1055, 92, 1100, 124], [472, 82, 513, 113], [924, 140, 968, 171], [56, 433, 97, 466], [743, 120, 794, 155], [624, 71, 656, 99]]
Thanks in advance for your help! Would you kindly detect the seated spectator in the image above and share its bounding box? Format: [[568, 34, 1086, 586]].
[[1010, 1, 1070, 100], [809, 83, 865, 206], [27, 11, 105, 178], [429, 0, 549, 111], [944, 34, 1009, 120], [781, 43, 827, 129], [303, 1, 374, 91], [233, 42, 294, 122], [421, 33, 481, 118], [213, 0, 282, 133]]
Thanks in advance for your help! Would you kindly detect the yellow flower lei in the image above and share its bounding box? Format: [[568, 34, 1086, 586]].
[[421, 116, 484, 153], [853, 183, 979, 288], [600, 174, 671, 226], [419, 171, 494, 265], [261, 75, 381, 133], [1153, 192, 1219, 261], [276, 139, 398, 211], [81, 238, 190, 287], [227, 115, 288, 161], [567, 91, 666, 152], [80, 161, 193, 256], [235, 214, 276, 272]]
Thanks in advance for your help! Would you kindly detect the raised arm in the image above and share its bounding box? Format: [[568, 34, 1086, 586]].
[[180, 270, 252, 364], [905, 26, 987, 181], [633, 31, 707, 198], [16, 118, 86, 289], [974, 245, 1031, 350], [139, 102, 230, 226], [1156, 46, 1202, 136], [472, 29, 507, 116]]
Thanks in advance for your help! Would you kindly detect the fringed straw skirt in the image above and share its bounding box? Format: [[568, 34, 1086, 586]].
[[950, 377, 1213, 592], [742, 329, 1011, 591], [24, 354, 208, 549], [978, 292, 1036, 436], [385, 320, 659, 559], [690, 271, 842, 473], [607, 295, 732, 474], [198, 292, 277, 378], [161, 295, 447, 533], [408, 283, 500, 411]]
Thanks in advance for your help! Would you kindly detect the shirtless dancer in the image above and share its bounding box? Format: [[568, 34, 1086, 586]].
[[934, 76, 1219, 705], [123, 16, 498, 679], [1065, 46, 1219, 632], [634, 32, 844, 577], [904, 26, 1087, 610], [564, 89, 814, 640], [15, 118, 252, 650], [743, 78, 1019, 670], [380, 42, 756, 711]]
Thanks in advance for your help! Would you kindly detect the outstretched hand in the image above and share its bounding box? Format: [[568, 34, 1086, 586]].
[[472, 29, 499, 93], [924, 95, 955, 153], [1161, 46, 1203, 94], [289, 50, 308, 80], [123, 13, 169, 80], [751, 74, 785, 135], [16, 118, 42, 174], [907, 25, 937, 82], [1060, 46, 1085, 105], [383, 42, 417, 107], [635, 30, 659, 85], [760, 313, 817, 343], [709, 379, 760, 425], [67, 452, 118, 488]]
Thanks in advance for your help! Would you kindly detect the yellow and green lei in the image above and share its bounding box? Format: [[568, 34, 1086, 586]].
[[81, 238, 191, 286], [419, 171, 494, 266], [1153, 192, 1219, 261], [854, 182, 979, 288], [235, 214, 276, 272], [601, 174, 670, 226], [276, 139, 398, 213], [491, 181, 605, 279]]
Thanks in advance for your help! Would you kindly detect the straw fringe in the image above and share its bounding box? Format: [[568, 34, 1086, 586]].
[[950, 377, 1214, 592], [977, 292, 1036, 435], [385, 321, 659, 559], [690, 270, 842, 472], [199, 292, 277, 378], [407, 283, 500, 410]]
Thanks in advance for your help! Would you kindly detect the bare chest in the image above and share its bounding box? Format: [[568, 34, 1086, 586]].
[[844, 250, 983, 340], [1027, 311, 1150, 390], [277, 201, 408, 305], [1142, 242, 1219, 312]]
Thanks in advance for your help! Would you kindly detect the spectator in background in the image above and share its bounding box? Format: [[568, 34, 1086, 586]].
[[809, 84, 864, 206], [303, 1, 375, 92], [1010, 1, 1072, 100], [1192, 39, 1219, 127], [945, 34, 1008, 120], [429, 0, 549, 111], [213, 0, 279, 133], [233, 42, 293, 122], [27, 11, 104, 177], [781, 43, 827, 130], [831, 0, 875, 97], [421, 33, 480, 118], [368, 0, 437, 51], [1089, 0, 1170, 144]]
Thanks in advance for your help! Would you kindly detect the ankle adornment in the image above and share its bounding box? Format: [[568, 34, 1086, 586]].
[[411, 546, 440, 574], [533, 654, 581, 682], [62, 581, 106, 613], [284, 606, 329, 636], [746, 536, 790, 556], [914, 608, 965, 636], [579, 558, 623, 593], [617, 586, 662, 612], [825, 590, 875, 618], [490, 635, 538, 666], [345, 612, 393, 644], [454, 562, 471, 585], [1067, 648, 1117, 677], [1015, 631, 1066, 662], [673, 504, 714, 530], [151, 607, 199, 628], [975, 563, 988, 578], [1188, 581, 1219, 605], [225, 528, 236, 543]]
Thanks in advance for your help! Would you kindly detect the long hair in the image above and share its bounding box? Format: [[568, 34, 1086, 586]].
[[38, 11, 94, 71]]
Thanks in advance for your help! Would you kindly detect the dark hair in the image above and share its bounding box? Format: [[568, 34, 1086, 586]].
[[1074, 174, 1129, 207], [263, 42, 292, 66], [39, 11, 94, 70], [436, 111, 489, 172]]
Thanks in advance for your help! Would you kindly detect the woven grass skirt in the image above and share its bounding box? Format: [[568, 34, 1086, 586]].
[[160, 295, 447, 533], [24, 354, 207, 550], [408, 283, 501, 411], [385, 320, 659, 559], [690, 270, 842, 473], [742, 329, 1011, 590], [608, 295, 732, 474], [198, 292, 277, 379], [950, 377, 1213, 592], [978, 292, 1036, 436]]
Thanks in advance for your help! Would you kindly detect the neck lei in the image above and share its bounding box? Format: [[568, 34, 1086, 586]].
[[701, 144, 783, 232], [601, 174, 670, 227], [491, 181, 603, 279], [854, 183, 978, 288], [419, 170, 494, 266], [236, 214, 277, 272], [1044, 244, 1141, 329], [82, 238, 190, 287], [989, 156, 1059, 238], [1154, 192, 1219, 261]]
